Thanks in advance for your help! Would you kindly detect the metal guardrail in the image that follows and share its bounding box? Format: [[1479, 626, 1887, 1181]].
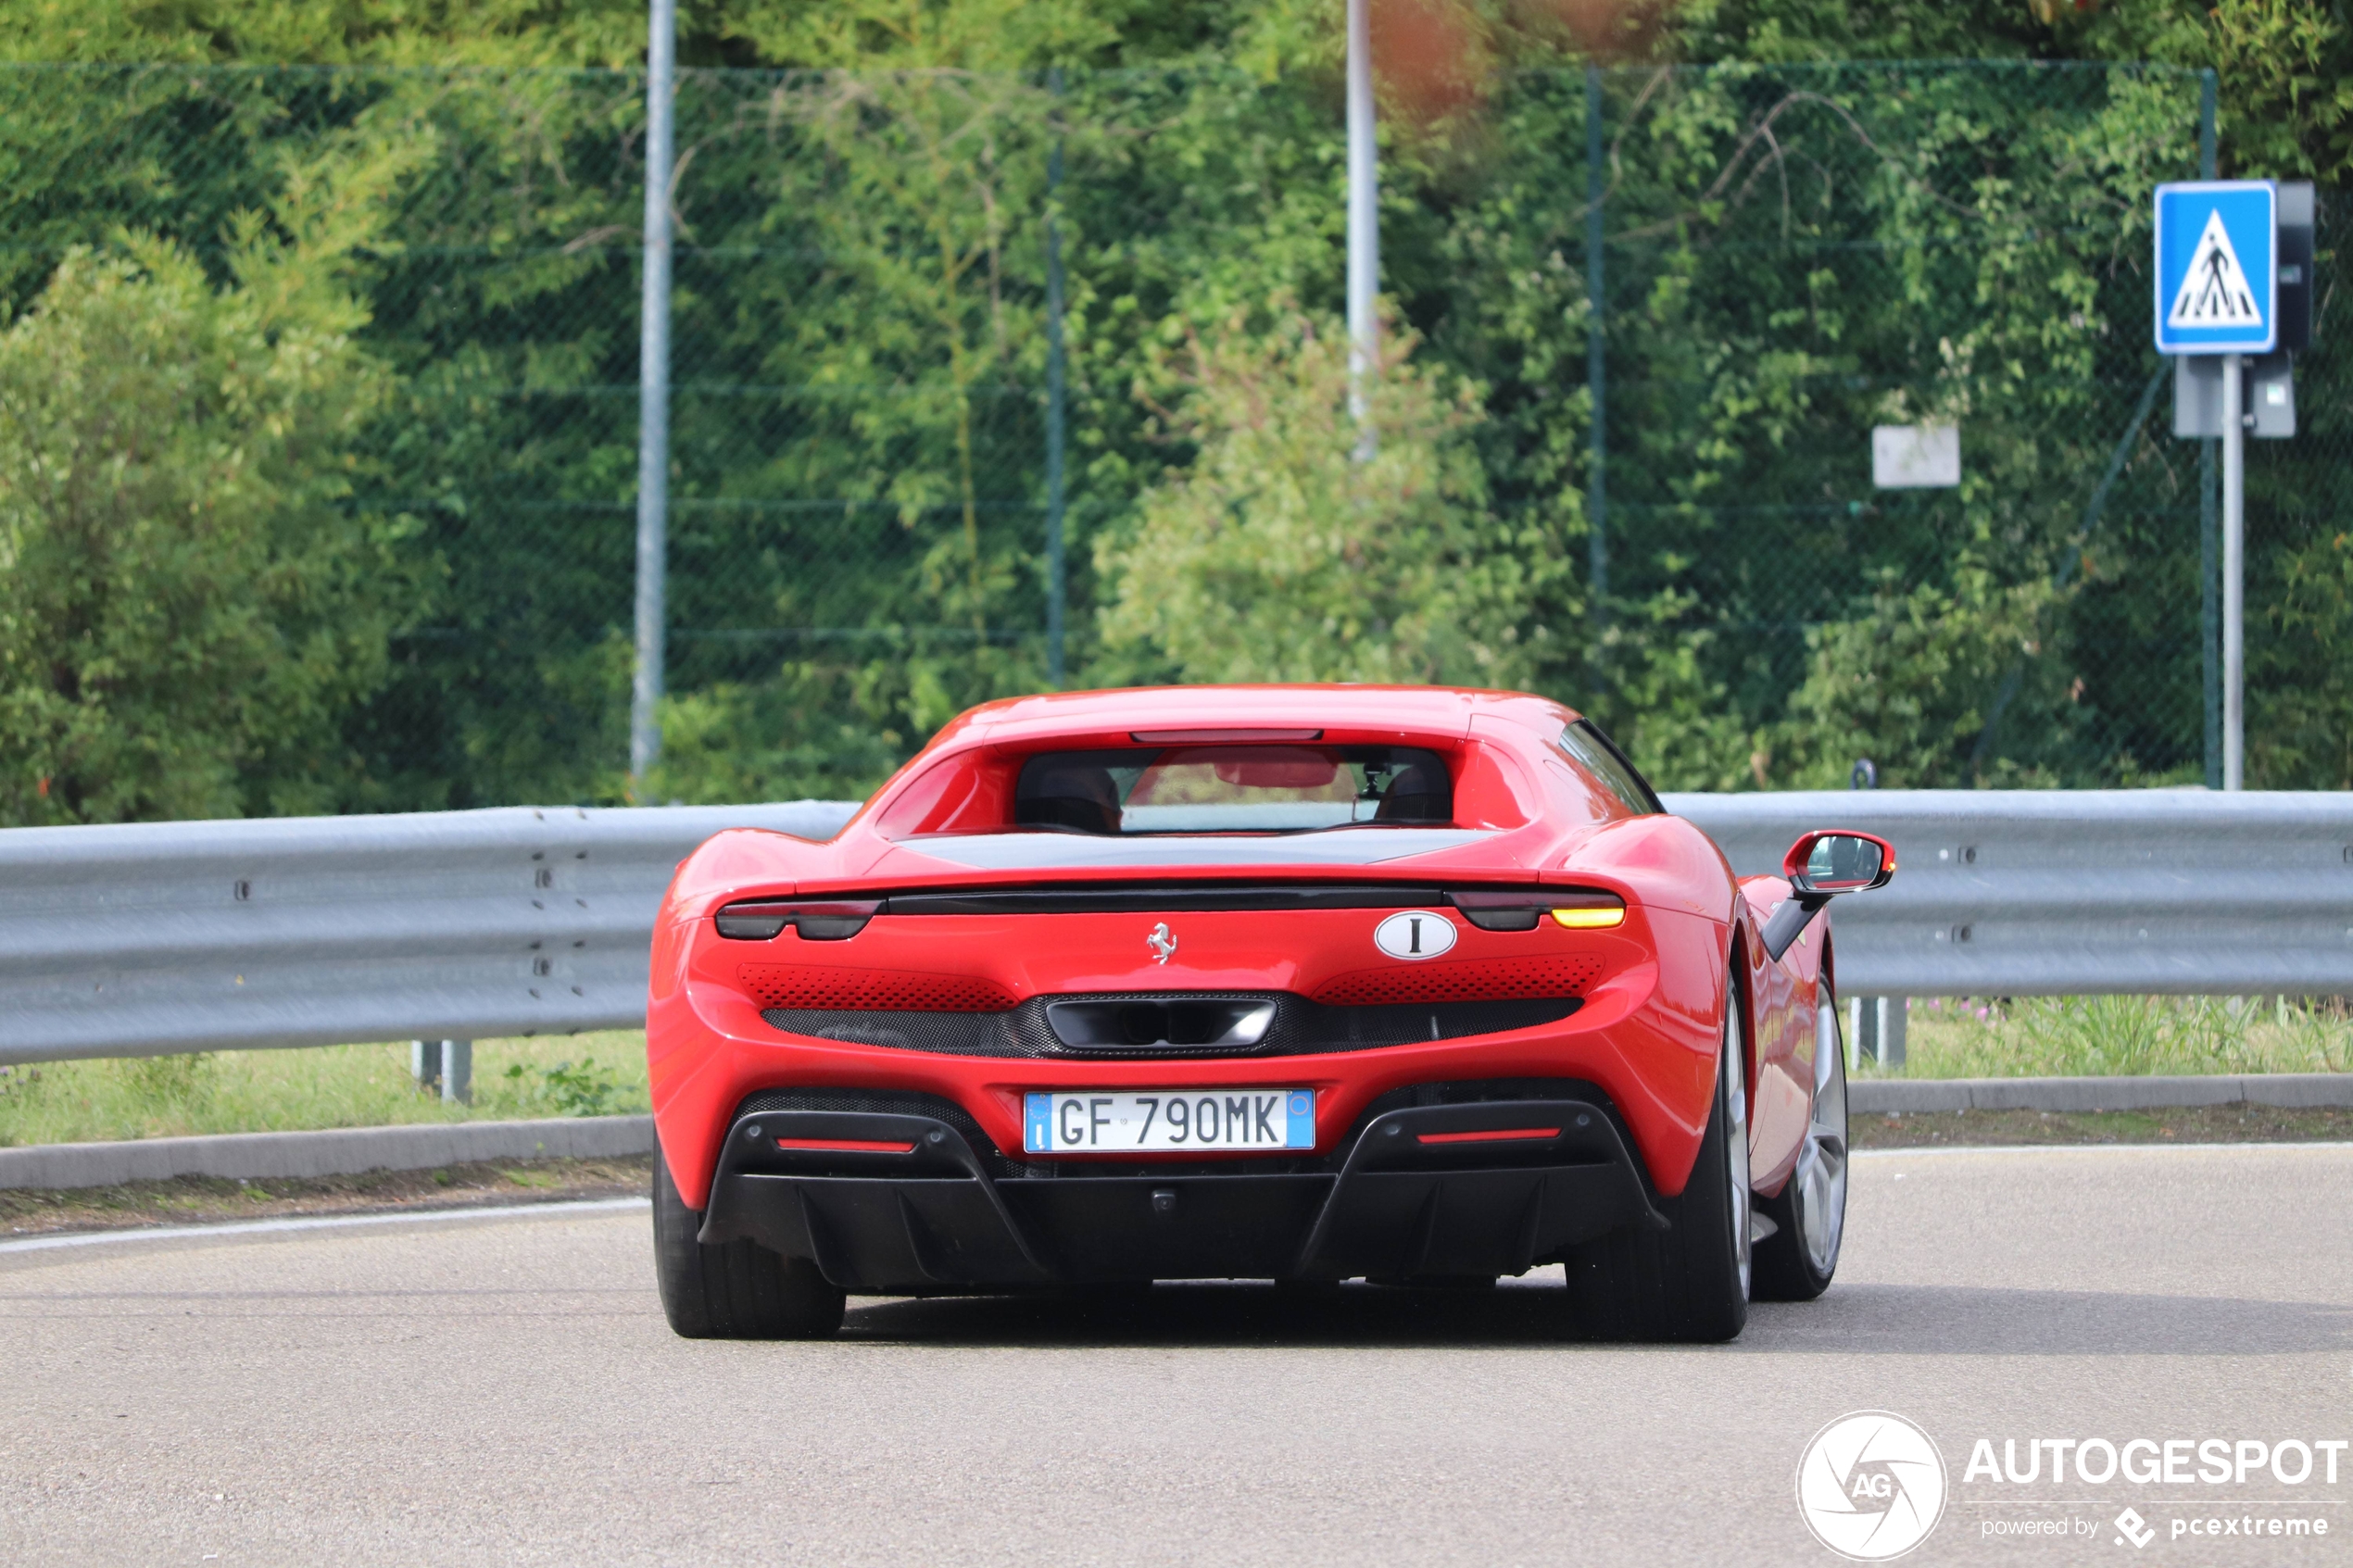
[[2, 791, 2347, 1067], [1667, 790, 2353, 997], [0, 802, 857, 1067]]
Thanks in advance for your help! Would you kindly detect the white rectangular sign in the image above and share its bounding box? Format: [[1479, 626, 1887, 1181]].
[[1871, 424, 1960, 489]]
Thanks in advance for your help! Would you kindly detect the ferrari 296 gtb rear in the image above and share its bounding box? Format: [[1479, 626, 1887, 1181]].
[[645, 685, 1891, 1341]]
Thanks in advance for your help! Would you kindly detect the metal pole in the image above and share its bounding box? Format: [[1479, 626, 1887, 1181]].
[[2201, 439, 2220, 785], [2221, 350, 2244, 790], [1044, 70, 1068, 689], [1345, 0, 1378, 458], [2198, 70, 2221, 789], [440, 1040, 472, 1106], [1585, 66, 1608, 631], [629, 0, 676, 788]]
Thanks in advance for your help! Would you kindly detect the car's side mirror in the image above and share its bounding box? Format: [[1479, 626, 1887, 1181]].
[[1784, 830, 1895, 897], [1762, 830, 1895, 960]]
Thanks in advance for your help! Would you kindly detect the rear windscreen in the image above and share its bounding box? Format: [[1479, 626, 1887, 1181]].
[[1013, 746, 1453, 834]]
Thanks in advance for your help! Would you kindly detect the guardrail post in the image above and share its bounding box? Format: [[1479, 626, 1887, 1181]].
[[1846, 998, 1906, 1070], [411, 1039, 472, 1102], [410, 1038, 441, 1094], [441, 1040, 473, 1105]]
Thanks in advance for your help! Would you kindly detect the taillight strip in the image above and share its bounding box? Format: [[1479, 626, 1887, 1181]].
[[1415, 1126, 1562, 1146]]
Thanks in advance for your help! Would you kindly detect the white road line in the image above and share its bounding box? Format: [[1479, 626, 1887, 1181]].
[[0, 1196, 649, 1255], [1856, 1140, 2353, 1160]]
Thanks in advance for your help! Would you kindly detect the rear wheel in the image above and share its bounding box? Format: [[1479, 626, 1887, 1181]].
[[1562, 975, 1751, 1342], [652, 1148, 845, 1340], [1753, 984, 1849, 1301]]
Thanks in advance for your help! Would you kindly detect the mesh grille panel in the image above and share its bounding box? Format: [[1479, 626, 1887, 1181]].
[[738, 963, 1016, 1011], [762, 1009, 1013, 1053], [1311, 954, 1606, 1007]]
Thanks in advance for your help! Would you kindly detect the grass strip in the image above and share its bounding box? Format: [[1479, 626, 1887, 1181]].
[[1855, 1104, 2353, 1149], [1, 1155, 652, 1238], [1868, 996, 2353, 1079], [0, 1033, 649, 1148]]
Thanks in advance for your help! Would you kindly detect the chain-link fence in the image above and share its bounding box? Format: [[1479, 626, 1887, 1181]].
[[0, 60, 2344, 821]]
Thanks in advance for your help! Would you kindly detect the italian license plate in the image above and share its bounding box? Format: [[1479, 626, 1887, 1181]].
[[1023, 1089, 1315, 1153]]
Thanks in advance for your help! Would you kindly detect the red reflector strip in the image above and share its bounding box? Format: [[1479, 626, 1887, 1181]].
[[774, 1137, 916, 1154], [1415, 1126, 1562, 1146]]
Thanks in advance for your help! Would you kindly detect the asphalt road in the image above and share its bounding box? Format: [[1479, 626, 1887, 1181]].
[[4, 1144, 2350, 1566]]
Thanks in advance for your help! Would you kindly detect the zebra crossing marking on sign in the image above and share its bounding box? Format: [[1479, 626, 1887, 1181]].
[[2166, 209, 2261, 330]]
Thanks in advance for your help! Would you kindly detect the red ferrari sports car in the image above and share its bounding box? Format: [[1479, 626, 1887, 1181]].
[[646, 685, 1892, 1342]]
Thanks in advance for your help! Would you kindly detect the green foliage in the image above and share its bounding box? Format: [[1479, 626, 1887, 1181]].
[[502, 1054, 626, 1116], [1096, 307, 1552, 686], [2258, 528, 2353, 788], [0, 227, 418, 824], [114, 1051, 220, 1105], [0, 1062, 40, 1116], [0, 5, 2345, 811], [1778, 570, 2063, 788]]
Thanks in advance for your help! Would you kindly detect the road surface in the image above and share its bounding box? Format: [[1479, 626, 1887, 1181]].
[[4, 1144, 2348, 1564]]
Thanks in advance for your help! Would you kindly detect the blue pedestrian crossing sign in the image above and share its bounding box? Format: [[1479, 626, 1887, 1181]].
[[2153, 181, 2277, 354]]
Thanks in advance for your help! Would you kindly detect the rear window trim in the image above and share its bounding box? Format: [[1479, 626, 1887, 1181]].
[[1554, 720, 1664, 816]]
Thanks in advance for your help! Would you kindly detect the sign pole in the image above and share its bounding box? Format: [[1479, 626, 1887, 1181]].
[[2157, 169, 2281, 793], [629, 0, 676, 789], [1344, 0, 1378, 460], [2221, 351, 2244, 789]]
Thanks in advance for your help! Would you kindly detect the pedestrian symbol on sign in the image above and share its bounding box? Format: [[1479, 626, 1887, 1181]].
[[2167, 209, 2262, 330]]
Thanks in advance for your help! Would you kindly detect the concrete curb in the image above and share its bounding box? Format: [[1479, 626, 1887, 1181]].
[[0, 1115, 653, 1192], [1851, 1074, 2353, 1115]]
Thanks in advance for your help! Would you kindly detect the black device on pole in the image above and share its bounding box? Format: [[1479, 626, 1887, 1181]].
[[2276, 182, 2314, 354]]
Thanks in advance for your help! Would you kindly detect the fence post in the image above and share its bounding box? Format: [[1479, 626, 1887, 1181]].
[[629, 0, 677, 789], [2198, 69, 2221, 790], [1044, 69, 1068, 688], [1585, 65, 1608, 638]]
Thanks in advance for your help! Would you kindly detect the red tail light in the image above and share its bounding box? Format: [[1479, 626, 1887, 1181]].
[[1449, 888, 1626, 932], [714, 899, 879, 941]]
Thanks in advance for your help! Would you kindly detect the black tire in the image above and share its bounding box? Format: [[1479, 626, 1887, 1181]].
[[652, 1148, 845, 1340], [1753, 984, 1849, 1302], [1562, 977, 1752, 1342]]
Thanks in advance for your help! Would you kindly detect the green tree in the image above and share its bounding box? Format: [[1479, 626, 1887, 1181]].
[[0, 221, 416, 823], [1095, 305, 1555, 686]]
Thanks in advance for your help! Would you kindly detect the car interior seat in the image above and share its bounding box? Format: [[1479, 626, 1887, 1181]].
[[1373, 759, 1453, 823], [1015, 762, 1125, 834]]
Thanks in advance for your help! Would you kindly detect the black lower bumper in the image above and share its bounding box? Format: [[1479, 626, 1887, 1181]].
[[698, 1084, 1667, 1293]]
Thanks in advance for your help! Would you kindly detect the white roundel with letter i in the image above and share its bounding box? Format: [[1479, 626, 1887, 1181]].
[[1374, 910, 1457, 960]]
